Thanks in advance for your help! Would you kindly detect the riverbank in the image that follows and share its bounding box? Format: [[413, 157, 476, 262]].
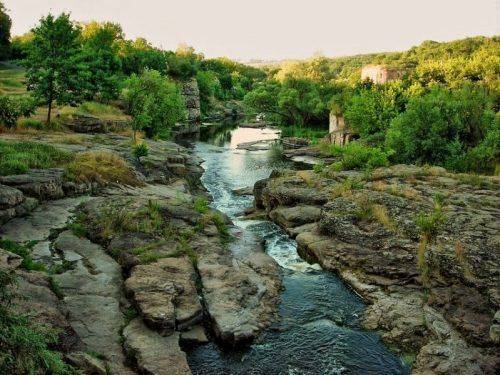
[[250, 165, 499, 374], [0, 131, 281, 374]]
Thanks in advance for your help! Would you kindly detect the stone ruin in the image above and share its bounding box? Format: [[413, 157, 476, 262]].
[[361, 64, 404, 84], [181, 78, 202, 124], [327, 112, 354, 146]]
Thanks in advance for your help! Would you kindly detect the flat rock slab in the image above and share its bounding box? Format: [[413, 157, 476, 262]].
[[0, 196, 91, 242], [123, 318, 191, 375], [125, 257, 203, 335], [196, 239, 281, 346], [52, 231, 131, 374]]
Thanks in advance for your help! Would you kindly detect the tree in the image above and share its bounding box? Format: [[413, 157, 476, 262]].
[[10, 33, 33, 60], [24, 13, 87, 124], [0, 1, 11, 59], [243, 77, 327, 126], [343, 81, 406, 144], [81, 21, 124, 101], [123, 69, 186, 139], [385, 85, 496, 172]]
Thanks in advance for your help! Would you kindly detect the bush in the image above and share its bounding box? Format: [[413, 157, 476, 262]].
[[64, 151, 141, 186], [328, 141, 390, 171], [0, 95, 36, 128], [123, 69, 186, 139], [0, 141, 72, 176], [385, 86, 497, 173], [132, 143, 148, 160]]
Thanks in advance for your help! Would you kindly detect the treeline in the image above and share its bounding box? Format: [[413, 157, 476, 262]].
[[0, 5, 265, 137], [243, 36, 500, 174]]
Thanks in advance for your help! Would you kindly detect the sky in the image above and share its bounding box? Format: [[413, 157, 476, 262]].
[[5, 0, 500, 61]]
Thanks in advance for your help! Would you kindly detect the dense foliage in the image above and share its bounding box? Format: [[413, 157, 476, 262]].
[[0, 1, 11, 59], [4, 10, 265, 128], [244, 36, 500, 174], [123, 69, 186, 139], [24, 13, 88, 124], [0, 95, 36, 128]]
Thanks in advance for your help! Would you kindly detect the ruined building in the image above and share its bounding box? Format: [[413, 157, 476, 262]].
[[361, 64, 404, 84], [327, 112, 355, 146]]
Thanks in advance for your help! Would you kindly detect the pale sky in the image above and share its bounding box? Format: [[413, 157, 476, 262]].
[[5, 0, 500, 61]]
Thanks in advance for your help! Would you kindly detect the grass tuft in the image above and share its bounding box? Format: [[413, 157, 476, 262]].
[[64, 151, 141, 186]]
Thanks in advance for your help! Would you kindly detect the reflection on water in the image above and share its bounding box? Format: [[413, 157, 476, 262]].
[[186, 126, 409, 375]]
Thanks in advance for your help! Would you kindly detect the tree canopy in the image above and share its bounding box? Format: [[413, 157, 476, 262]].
[[24, 13, 88, 124]]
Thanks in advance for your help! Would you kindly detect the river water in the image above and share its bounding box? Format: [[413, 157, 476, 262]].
[[185, 125, 409, 375]]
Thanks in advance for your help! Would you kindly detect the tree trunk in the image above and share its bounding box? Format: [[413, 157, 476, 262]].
[[46, 100, 52, 125]]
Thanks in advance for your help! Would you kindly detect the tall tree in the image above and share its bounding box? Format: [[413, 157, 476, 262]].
[[24, 13, 87, 124], [0, 1, 11, 59], [123, 69, 186, 139], [81, 21, 123, 101]]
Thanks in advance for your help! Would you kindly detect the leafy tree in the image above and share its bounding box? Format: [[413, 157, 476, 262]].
[[24, 13, 88, 124], [343, 81, 407, 144], [81, 21, 124, 101], [244, 77, 327, 126], [0, 1, 11, 59], [119, 38, 168, 75], [0, 95, 36, 128], [196, 70, 220, 115], [10, 33, 33, 60], [385, 85, 497, 172], [123, 69, 186, 139]]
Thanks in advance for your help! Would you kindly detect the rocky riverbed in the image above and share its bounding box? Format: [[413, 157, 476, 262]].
[[251, 164, 499, 374], [0, 133, 281, 374]]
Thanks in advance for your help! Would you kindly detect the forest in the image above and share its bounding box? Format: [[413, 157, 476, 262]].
[[0, 5, 498, 176]]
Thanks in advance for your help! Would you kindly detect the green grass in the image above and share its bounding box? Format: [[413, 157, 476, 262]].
[[193, 197, 209, 214], [280, 125, 328, 142], [0, 140, 73, 176], [0, 239, 45, 271], [0, 62, 26, 96], [75, 101, 127, 120]]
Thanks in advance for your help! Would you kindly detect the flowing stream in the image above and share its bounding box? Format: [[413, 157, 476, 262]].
[[185, 125, 409, 375]]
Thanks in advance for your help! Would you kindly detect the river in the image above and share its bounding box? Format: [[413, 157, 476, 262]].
[[184, 125, 409, 375]]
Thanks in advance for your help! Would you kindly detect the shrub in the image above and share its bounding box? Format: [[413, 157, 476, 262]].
[[0, 95, 36, 128], [64, 151, 141, 186], [123, 69, 186, 139], [0, 140, 72, 176], [132, 143, 148, 160], [385, 86, 497, 173], [327, 141, 390, 171]]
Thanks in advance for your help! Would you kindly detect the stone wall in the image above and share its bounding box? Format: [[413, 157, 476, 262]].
[[328, 113, 352, 146]]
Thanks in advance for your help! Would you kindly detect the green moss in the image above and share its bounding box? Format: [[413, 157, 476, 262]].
[[193, 197, 209, 214]]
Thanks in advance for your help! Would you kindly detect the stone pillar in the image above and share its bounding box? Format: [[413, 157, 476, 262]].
[[181, 78, 201, 124]]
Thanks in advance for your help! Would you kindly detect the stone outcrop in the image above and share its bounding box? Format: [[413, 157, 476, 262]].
[[66, 114, 130, 134], [0, 131, 282, 374], [125, 257, 203, 335], [123, 319, 191, 375], [181, 78, 201, 124], [253, 165, 499, 374]]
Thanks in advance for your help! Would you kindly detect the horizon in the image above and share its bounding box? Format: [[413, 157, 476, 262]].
[[5, 0, 500, 61]]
